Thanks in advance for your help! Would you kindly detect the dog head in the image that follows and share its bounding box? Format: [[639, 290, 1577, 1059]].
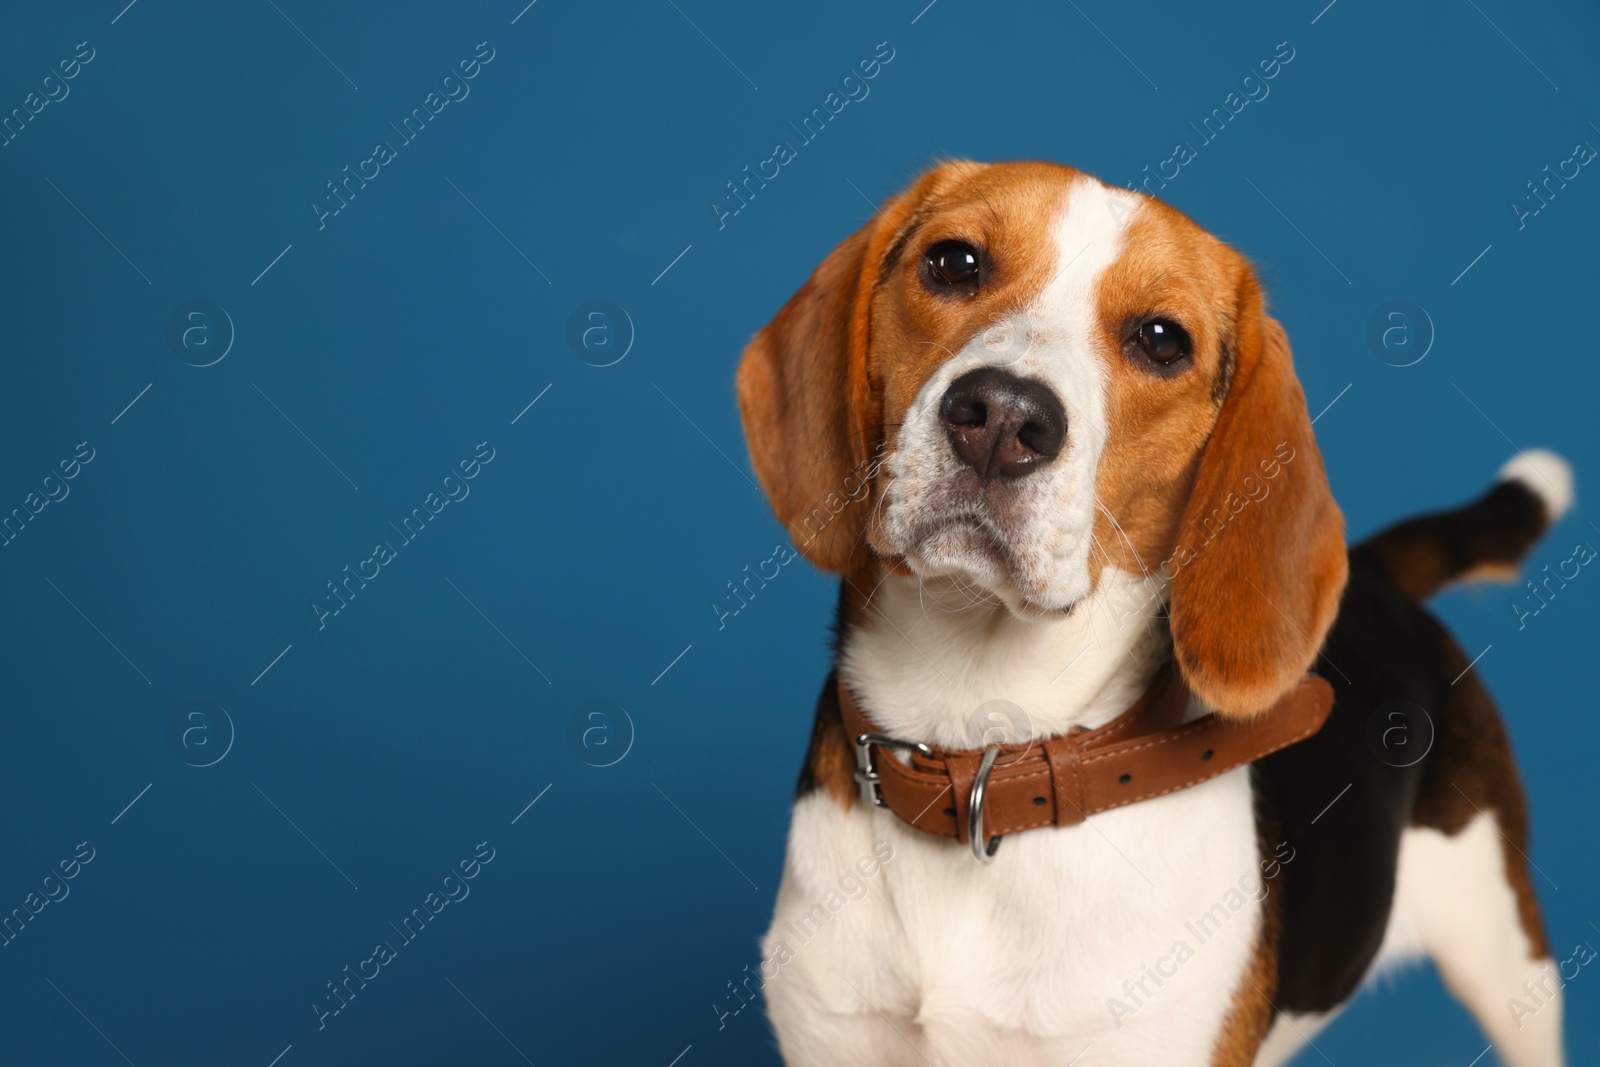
[[736, 161, 1346, 716]]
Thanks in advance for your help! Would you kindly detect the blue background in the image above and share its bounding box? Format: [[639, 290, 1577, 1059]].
[[0, 0, 1596, 1064]]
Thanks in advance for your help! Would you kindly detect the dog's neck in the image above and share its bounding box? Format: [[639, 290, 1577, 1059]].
[[837, 567, 1174, 748]]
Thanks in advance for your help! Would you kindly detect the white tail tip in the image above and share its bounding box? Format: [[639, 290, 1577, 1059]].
[[1498, 449, 1574, 521]]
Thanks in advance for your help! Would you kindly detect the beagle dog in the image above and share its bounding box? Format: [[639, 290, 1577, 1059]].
[[736, 161, 1571, 1066]]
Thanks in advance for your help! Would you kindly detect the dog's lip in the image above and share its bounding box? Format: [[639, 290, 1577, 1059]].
[[909, 512, 1009, 557], [895, 513, 1082, 616], [901, 514, 1017, 580]]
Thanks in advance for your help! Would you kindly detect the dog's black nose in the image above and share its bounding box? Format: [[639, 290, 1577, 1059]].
[[940, 368, 1066, 480]]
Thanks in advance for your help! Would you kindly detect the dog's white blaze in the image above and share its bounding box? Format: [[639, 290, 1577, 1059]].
[[880, 176, 1144, 614]]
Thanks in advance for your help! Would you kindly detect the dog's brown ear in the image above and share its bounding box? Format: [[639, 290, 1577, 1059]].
[[1168, 262, 1347, 717], [737, 179, 931, 572]]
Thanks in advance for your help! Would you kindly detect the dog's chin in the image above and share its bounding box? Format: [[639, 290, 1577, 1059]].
[[902, 522, 1081, 619]]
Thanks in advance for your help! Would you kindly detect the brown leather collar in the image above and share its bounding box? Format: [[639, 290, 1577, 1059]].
[[839, 664, 1333, 856]]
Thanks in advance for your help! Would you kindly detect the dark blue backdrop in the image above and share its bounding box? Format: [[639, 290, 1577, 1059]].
[[1, 1, 1596, 1064]]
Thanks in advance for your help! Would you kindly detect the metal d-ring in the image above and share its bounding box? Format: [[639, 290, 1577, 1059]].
[[969, 745, 1004, 864]]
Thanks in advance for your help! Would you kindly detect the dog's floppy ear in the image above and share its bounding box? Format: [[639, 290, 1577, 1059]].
[[1168, 262, 1347, 717], [737, 181, 928, 572]]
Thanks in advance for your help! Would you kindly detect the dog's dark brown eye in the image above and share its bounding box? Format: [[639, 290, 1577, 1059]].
[[1134, 319, 1191, 364], [924, 240, 981, 292]]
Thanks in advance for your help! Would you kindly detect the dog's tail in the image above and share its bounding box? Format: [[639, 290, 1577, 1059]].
[[1354, 449, 1574, 601]]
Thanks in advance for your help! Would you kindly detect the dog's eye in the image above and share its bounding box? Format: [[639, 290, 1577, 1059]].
[[1133, 319, 1192, 364], [923, 240, 981, 293]]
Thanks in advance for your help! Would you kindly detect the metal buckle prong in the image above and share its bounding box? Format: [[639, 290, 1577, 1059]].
[[969, 745, 1004, 864], [853, 732, 935, 808]]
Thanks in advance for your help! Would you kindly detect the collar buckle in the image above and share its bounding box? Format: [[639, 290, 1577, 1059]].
[[853, 732, 934, 808]]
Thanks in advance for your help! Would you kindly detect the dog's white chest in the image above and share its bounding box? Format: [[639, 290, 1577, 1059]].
[[762, 768, 1263, 1066]]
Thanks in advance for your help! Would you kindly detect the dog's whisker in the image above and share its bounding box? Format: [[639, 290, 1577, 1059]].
[[1093, 496, 1153, 581], [1089, 497, 1168, 651]]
